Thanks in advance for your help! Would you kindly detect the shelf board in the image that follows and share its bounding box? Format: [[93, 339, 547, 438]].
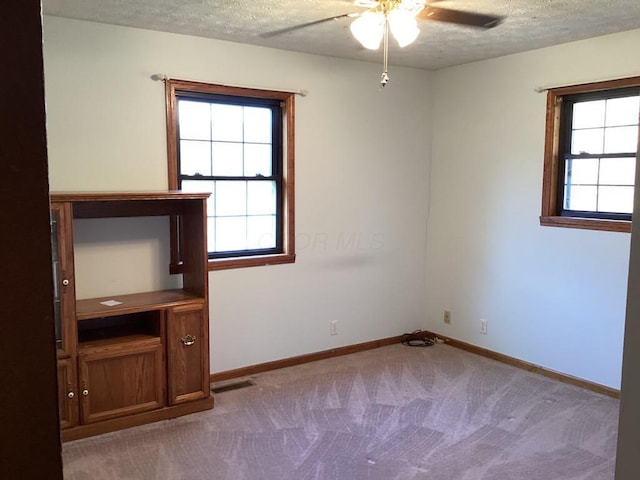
[[78, 334, 160, 352], [76, 289, 205, 320], [50, 190, 210, 203]]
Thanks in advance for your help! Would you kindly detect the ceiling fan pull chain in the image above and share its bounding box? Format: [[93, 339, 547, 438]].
[[380, 17, 390, 89]]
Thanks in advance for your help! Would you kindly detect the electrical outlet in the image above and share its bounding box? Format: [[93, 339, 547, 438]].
[[330, 320, 338, 336], [480, 319, 488, 335], [444, 310, 451, 324]]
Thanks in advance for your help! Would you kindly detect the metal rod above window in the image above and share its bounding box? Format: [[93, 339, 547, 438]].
[[152, 73, 308, 97]]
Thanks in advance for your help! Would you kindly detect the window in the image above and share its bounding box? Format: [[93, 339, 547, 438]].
[[166, 80, 295, 270], [541, 76, 640, 232]]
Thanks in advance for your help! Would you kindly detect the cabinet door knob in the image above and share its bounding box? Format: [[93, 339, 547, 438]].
[[67, 391, 74, 399], [181, 334, 196, 346], [82, 389, 89, 396], [62, 278, 69, 286]]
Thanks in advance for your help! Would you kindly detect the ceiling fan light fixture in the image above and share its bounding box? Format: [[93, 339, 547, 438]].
[[350, 11, 385, 50], [388, 9, 420, 47]]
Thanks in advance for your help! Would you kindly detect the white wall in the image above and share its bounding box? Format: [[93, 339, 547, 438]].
[[426, 29, 640, 389], [42, 17, 432, 373]]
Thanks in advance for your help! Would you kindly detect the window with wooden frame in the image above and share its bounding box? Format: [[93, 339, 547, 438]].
[[541, 76, 640, 233], [165, 79, 295, 270]]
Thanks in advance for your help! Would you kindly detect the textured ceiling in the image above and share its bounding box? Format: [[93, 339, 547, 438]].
[[42, 0, 640, 70]]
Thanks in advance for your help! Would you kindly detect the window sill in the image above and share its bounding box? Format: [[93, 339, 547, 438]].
[[170, 253, 296, 274], [208, 253, 296, 271], [540, 216, 631, 233]]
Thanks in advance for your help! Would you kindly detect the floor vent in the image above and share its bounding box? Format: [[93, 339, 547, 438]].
[[211, 379, 256, 394]]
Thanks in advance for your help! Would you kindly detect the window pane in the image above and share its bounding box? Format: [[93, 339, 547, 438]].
[[565, 158, 598, 185], [603, 126, 638, 154], [173, 87, 288, 259], [212, 104, 243, 142], [244, 144, 272, 176], [178, 101, 211, 140], [598, 186, 634, 213], [212, 142, 243, 176], [247, 181, 276, 215], [247, 215, 276, 249], [216, 217, 246, 252], [572, 100, 605, 129], [181, 179, 215, 215], [564, 185, 597, 211], [180, 140, 211, 176], [215, 181, 246, 216], [244, 106, 272, 143], [605, 96, 640, 127], [599, 157, 636, 185], [571, 128, 604, 155]]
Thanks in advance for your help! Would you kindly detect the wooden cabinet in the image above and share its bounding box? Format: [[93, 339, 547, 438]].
[[79, 337, 164, 424], [50, 192, 213, 441], [56, 358, 78, 429], [167, 305, 209, 405], [50, 202, 77, 358], [52, 202, 80, 430]]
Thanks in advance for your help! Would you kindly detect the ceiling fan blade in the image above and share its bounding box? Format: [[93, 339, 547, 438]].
[[261, 13, 357, 38], [418, 6, 502, 29]]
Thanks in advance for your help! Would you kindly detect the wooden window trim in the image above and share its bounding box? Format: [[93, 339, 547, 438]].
[[165, 79, 296, 271], [540, 76, 640, 233]]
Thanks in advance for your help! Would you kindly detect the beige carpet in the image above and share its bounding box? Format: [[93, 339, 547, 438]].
[[62, 343, 619, 479]]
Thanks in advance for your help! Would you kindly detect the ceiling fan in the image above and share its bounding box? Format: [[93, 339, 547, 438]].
[[263, 0, 503, 88]]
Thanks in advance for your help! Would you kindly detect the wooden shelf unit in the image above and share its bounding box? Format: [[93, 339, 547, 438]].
[[50, 191, 213, 441], [76, 290, 205, 320]]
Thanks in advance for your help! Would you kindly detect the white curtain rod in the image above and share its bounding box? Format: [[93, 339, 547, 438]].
[[150, 73, 308, 97]]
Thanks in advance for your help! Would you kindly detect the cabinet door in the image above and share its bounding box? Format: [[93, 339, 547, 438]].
[[57, 358, 78, 429], [78, 340, 164, 424], [167, 304, 209, 405], [50, 202, 77, 358]]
